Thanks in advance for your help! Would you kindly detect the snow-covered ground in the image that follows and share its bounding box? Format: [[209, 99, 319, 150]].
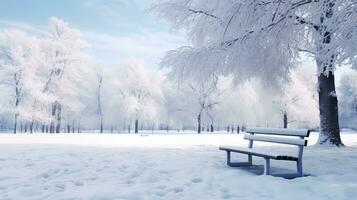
[[0, 131, 357, 200]]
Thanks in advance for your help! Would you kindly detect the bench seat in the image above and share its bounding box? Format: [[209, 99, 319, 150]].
[[219, 146, 298, 161]]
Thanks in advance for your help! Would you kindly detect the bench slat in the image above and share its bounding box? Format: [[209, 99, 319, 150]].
[[244, 134, 307, 146], [245, 127, 310, 137]]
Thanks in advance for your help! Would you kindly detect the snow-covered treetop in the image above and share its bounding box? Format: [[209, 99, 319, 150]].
[[0, 30, 43, 100], [153, 0, 357, 84], [41, 17, 91, 112], [110, 58, 166, 123]]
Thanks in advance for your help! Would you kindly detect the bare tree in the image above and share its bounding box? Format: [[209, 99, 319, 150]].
[[274, 96, 298, 128]]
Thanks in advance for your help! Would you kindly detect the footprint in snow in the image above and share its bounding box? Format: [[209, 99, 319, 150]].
[[41, 173, 50, 179], [73, 181, 84, 186], [173, 187, 184, 193], [191, 177, 203, 183]]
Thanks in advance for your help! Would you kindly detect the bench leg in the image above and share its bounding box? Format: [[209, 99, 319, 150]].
[[225, 151, 253, 167], [226, 151, 231, 166], [270, 160, 304, 178], [296, 159, 303, 177], [248, 155, 252, 165], [264, 158, 270, 175]]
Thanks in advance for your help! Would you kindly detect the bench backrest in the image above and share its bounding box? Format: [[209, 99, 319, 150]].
[[244, 127, 310, 147]]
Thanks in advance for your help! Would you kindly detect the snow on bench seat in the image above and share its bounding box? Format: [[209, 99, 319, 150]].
[[219, 146, 298, 161]]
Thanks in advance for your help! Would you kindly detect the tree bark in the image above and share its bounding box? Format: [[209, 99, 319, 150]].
[[14, 113, 18, 134], [97, 75, 104, 134], [283, 112, 288, 128], [55, 104, 61, 133], [197, 113, 201, 134], [135, 119, 139, 133], [317, 71, 342, 145], [50, 103, 56, 133], [14, 74, 20, 134]]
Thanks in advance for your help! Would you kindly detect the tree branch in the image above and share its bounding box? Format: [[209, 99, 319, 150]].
[[219, 1, 317, 48], [188, 9, 219, 19], [293, 14, 319, 30]]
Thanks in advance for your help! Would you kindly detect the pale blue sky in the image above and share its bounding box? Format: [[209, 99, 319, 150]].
[[0, 0, 187, 68]]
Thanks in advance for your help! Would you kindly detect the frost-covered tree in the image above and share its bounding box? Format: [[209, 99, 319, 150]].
[[113, 59, 165, 133], [40, 17, 90, 133], [153, 0, 357, 145], [274, 96, 299, 129], [273, 67, 318, 128], [174, 75, 227, 133], [0, 30, 44, 133]]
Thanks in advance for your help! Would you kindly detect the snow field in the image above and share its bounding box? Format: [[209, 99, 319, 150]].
[[0, 131, 356, 200]]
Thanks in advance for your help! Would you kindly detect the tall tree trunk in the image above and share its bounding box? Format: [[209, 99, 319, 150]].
[[210, 124, 214, 132], [315, 0, 343, 146], [30, 120, 34, 133], [56, 104, 61, 133], [283, 112, 288, 128], [50, 103, 56, 133], [97, 75, 104, 134], [135, 119, 139, 133], [14, 113, 18, 134], [197, 113, 201, 134], [317, 71, 342, 145], [14, 75, 20, 134]]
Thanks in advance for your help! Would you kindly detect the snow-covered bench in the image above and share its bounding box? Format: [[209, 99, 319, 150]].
[[219, 127, 310, 178]]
